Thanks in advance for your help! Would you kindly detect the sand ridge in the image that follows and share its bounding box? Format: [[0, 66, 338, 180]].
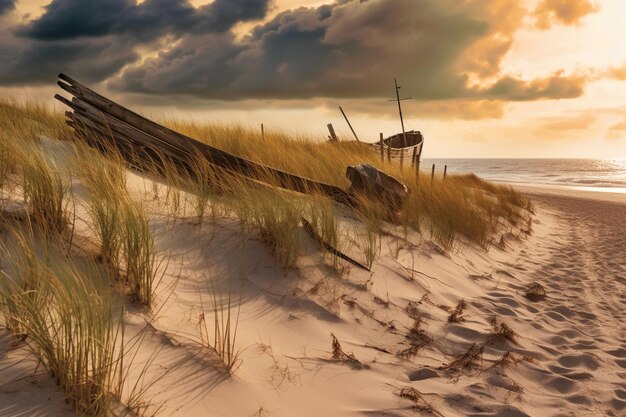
[[1, 178, 625, 416]]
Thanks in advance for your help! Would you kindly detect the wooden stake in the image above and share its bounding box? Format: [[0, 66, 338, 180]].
[[261, 123, 265, 140], [443, 165, 448, 180], [327, 123, 338, 141], [379, 133, 384, 162], [339, 106, 360, 142], [387, 138, 391, 163], [431, 164, 436, 188]]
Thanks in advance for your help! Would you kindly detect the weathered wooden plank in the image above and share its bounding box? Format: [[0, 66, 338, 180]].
[[57, 74, 352, 204], [67, 112, 170, 171], [65, 96, 193, 164]]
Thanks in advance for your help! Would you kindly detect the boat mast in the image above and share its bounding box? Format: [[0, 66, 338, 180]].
[[392, 78, 411, 147]]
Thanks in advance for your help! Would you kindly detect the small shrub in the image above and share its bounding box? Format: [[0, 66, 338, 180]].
[[525, 282, 547, 301], [448, 299, 467, 323]]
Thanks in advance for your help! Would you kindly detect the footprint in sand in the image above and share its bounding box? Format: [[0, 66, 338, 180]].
[[566, 394, 593, 406], [407, 368, 439, 381], [468, 406, 531, 417], [545, 375, 579, 394], [558, 353, 600, 370]]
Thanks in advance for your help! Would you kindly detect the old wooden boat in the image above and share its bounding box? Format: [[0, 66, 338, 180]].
[[377, 130, 424, 159]]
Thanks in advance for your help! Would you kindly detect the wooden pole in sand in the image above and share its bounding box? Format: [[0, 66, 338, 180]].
[[379, 133, 384, 162], [327, 123, 338, 141], [339, 106, 360, 142], [261, 123, 265, 141], [443, 165, 448, 180], [387, 138, 391, 163], [431, 164, 436, 188]]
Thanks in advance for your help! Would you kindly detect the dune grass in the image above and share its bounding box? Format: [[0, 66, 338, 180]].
[[1, 98, 530, 251], [18, 140, 72, 237], [0, 97, 532, 269], [72, 142, 158, 307], [164, 118, 531, 249], [0, 225, 123, 416]]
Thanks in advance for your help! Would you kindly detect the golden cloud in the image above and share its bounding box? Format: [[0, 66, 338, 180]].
[[606, 63, 626, 81], [320, 99, 505, 121], [609, 117, 626, 131], [534, 0, 599, 30], [535, 113, 596, 132], [459, 0, 526, 79]]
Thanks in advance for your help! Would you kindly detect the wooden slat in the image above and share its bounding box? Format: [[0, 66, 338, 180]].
[[66, 96, 193, 164], [56, 74, 352, 204]]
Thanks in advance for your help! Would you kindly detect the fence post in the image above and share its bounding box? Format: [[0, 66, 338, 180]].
[[443, 164, 448, 180], [327, 123, 338, 141], [387, 138, 391, 163], [261, 123, 265, 141], [431, 164, 436, 188], [379, 133, 384, 162]]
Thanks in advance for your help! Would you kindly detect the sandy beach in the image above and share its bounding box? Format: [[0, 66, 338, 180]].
[[1, 171, 624, 417]]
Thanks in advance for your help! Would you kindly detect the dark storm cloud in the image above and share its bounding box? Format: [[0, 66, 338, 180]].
[[0, 36, 138, 85], [116, 0, 588, 103], [119, 0, 486, 99], [0, 0, 590, 106], [20, 0, 271, 41], [0, 0, 269, 86], [0, 0, 13, 14], [0, 0, 15, 15]]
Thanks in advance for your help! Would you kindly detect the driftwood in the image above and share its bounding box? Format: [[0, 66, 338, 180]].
[[55, 73, 353, 205], [301, 218, 370, 271]]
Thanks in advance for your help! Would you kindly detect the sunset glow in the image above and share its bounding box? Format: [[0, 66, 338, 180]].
[[1, 0, 625, 158]]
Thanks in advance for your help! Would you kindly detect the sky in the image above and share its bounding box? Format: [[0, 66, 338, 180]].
[[1, 0, 625, 158]]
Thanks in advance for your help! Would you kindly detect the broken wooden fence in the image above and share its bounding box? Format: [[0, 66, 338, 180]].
[[55, 73, 353, 206]]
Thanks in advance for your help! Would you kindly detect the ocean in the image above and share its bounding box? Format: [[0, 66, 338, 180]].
[[421, 159, 626, 194]]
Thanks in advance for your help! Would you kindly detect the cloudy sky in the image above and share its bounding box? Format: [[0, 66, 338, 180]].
[[1, 0, 625, 158]]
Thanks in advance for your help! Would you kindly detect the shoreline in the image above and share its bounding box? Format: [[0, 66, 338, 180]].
[[509, 182, 626, 204]]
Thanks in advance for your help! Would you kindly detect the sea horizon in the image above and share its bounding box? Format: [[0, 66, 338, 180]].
[[421, 158, 626, 193]]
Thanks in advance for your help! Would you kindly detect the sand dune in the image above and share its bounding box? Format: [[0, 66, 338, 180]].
[[1, 179, 624, 417]]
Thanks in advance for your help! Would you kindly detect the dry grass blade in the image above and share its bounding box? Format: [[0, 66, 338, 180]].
[[330, 333, 362, 366], [441, 342, 484, 374], [524, 282, 547, 301], [405, 301, 421, 319], [399, 317, 433, 358], [394, 386, 442, 415], [447, 299, 467, 323], [488, 351, 535, 370], [197, 283, 241, 374], [488, 317, 518, 345]]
